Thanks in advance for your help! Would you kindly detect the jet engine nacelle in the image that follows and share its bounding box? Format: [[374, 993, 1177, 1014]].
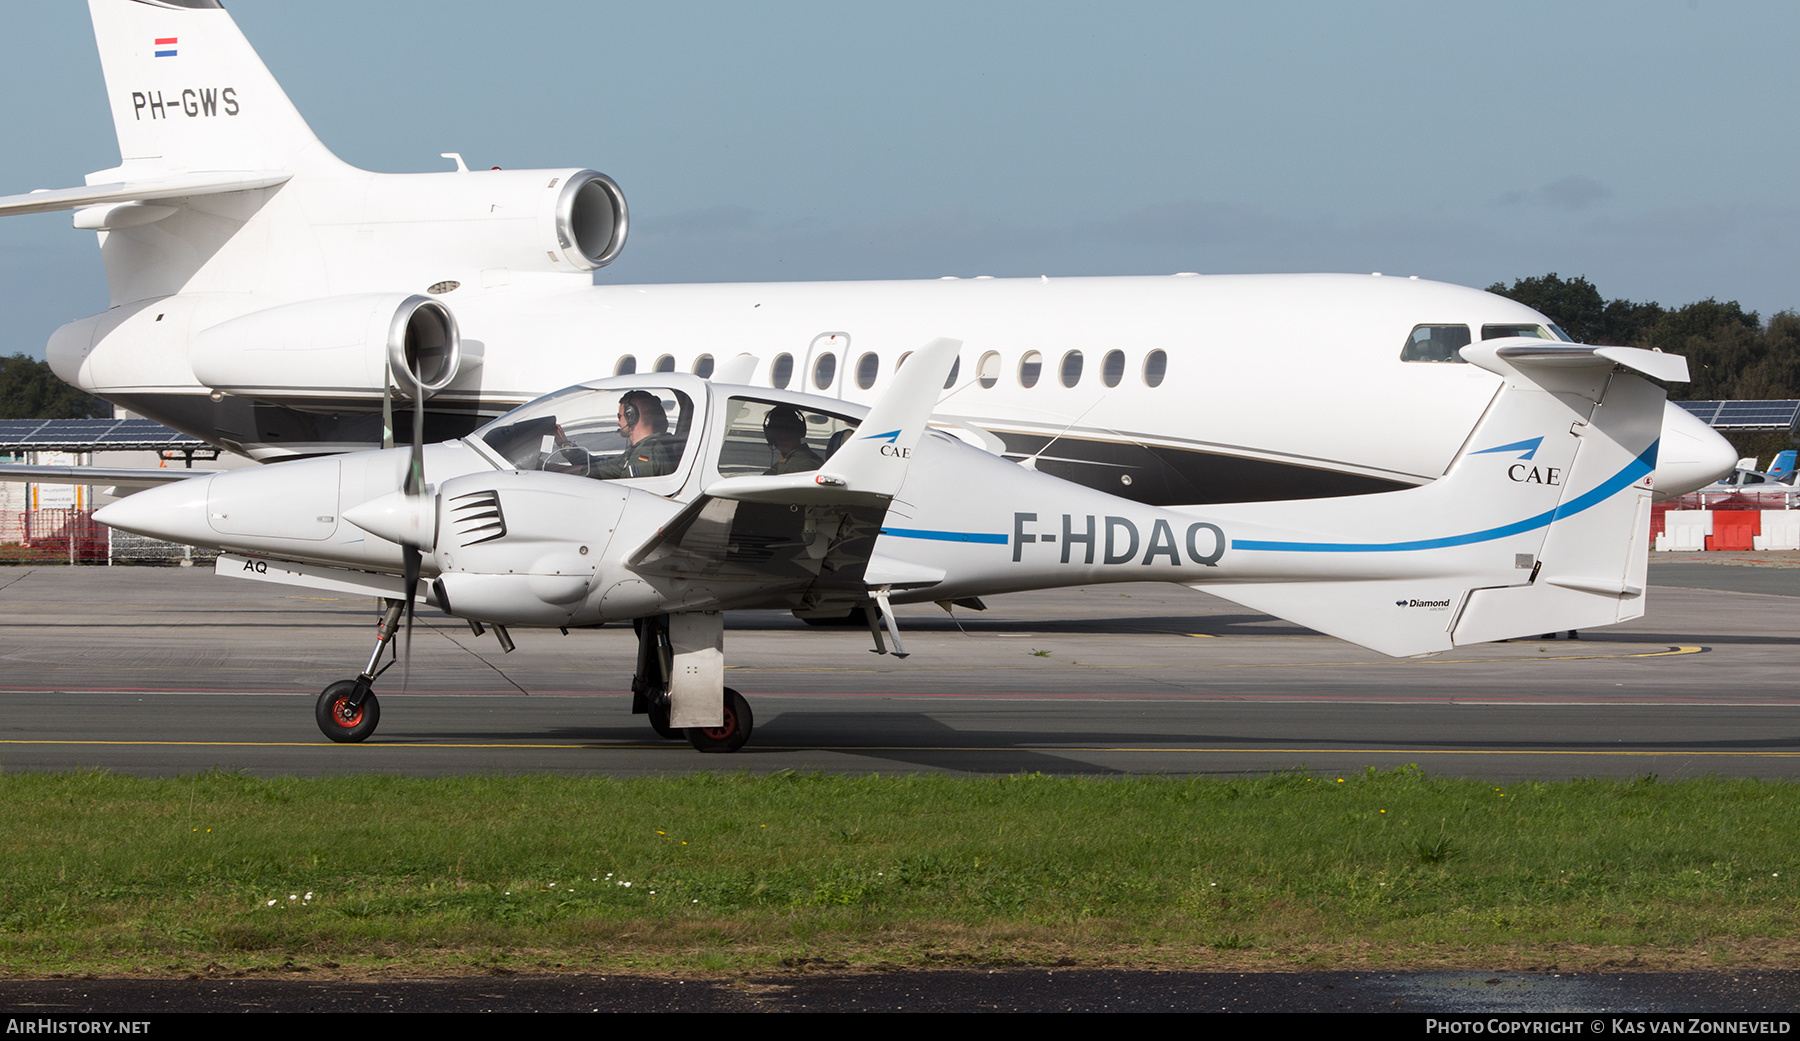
[[333, 166, 629, 276], [428, 469, 633, 626], [190, 292, 462, 403]]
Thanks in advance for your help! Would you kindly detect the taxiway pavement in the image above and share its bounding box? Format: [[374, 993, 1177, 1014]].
[[0, 557, 1794, 780]]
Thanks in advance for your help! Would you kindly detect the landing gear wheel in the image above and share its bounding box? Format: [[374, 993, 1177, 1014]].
[[647, 701, 681, 740], [316, 680, 380, 743], [687, 687, 753, 753]]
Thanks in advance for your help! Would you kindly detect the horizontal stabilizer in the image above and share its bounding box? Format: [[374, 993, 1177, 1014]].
[[0, 172, 292, 218], [1472, 339, 1690, 383]]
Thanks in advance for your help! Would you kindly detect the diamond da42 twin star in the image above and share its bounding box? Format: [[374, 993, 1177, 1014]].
[[99, 335, 1685, 752]]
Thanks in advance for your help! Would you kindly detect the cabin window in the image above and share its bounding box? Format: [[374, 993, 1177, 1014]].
[[1060, 350, 1084, 387], [1143, 350, 1167, 387], [1019, 351, 1043, 388], [1399, 325, 1471, 363], [944, 355, 961, 389], [977, 352, 1001, 389], [1481, 323, 1560, 342], [654, 354, 676, 373], [614, 355, 638, 376], [812, 353, 837, 390], [693, 354, 715, 379], [770, 353, 794, 389], [855, 352, 879, 389], [1102, 350, 1125, 387], [896, 351, 912, 370], [716, 397, 861, 479]]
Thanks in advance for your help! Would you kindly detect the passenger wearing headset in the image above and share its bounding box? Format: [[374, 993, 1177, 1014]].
[[592, 390, 681, 479], [762, 405, 824, 475]]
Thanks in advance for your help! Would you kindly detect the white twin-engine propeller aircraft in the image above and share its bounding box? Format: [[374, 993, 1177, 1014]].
[[0, 0, 1736, 509], [98, 337, 1682, 753]]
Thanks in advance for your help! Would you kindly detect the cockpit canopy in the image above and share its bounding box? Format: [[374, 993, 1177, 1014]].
[[467, 375, 866, 495]]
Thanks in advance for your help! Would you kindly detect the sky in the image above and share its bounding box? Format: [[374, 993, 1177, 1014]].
[[3, 0, 1798, 360]]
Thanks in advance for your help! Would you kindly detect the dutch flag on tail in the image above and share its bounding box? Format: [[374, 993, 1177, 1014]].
[[153, 37, 177, 58]]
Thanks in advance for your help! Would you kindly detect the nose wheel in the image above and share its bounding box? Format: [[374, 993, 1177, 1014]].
[[687, 687, 753, 753], [314, 598, 406, 743], [317, 679, 381, 743]]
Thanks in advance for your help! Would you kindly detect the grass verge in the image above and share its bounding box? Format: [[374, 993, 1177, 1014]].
[[2, 768, 1797, 977]]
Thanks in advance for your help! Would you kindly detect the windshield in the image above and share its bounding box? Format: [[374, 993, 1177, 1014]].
[[473, 385, 695, 481]]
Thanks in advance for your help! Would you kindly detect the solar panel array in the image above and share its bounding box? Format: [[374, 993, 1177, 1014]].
[[0, 418, 207, 452], [1673, 400, 1800, 431]]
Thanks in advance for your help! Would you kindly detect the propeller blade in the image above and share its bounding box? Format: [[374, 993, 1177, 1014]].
[[401, 543, 420, 685], [400, 392, 427, 685]]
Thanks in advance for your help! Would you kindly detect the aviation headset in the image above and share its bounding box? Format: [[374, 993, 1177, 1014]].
[[763, 405, 807, 445], [619, 391, 666, 433]]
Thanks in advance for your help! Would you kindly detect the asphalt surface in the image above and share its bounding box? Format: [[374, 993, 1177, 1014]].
[[0, 555, 1794, 780], [4, 969, 1799, 1013]]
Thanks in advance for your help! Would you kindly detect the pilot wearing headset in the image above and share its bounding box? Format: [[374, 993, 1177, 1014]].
[[592, 390, 680, 479], [763, 405, 823, 475]]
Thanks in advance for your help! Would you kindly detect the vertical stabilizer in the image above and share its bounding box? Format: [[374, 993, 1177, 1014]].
[[89, 0, 342, 176]]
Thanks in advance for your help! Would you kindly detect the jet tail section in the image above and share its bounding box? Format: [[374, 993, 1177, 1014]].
[[87, 0, 341, 178], [1191, 339, 1670, 656]]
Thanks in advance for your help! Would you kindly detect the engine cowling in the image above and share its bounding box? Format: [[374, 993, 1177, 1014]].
[[427, 470, 631, 627], [190, 292, 463, 403]]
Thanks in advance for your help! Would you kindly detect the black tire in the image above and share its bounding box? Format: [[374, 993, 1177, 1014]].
[[316, 680, 380, 743], [687, 687, 753, 753], [647, 700, 681, 740]]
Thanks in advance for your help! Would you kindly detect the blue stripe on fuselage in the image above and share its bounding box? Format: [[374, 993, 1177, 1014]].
[[881, 527, 1009, 544], [1230, 440, 1658, 554]]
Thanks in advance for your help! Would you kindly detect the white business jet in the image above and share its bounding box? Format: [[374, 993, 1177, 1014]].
[[97, 335, 1682, 752], [0, 0, 1735, 509]]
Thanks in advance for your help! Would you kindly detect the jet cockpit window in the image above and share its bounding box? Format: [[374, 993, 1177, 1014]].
[[1481, 324, 1561, 342], [473, 385, 695, 484], [1400, 325, 1472, 363], [715, 398, 862, 479]]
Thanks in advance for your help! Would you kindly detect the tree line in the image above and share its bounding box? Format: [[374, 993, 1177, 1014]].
[[0, 354, 106, 421], [1486, 274, 1800, 402]]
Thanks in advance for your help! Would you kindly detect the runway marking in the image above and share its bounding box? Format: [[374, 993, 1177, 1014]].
[[2, 739, 1798, 759]]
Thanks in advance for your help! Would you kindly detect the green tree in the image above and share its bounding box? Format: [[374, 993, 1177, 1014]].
[[1484, 273, 1606, 343], [0, 354, 107, 420]]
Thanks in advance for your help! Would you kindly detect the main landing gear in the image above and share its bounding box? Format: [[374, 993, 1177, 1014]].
[[631, 614, 755, 753], [315, 598, 405, 743]]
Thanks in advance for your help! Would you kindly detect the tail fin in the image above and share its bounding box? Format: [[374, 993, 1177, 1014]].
[[88, 0, 339, 176], [1193, 341, 1676, 656]]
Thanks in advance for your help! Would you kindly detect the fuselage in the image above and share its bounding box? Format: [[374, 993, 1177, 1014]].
[[51, 272, 1735, 504]]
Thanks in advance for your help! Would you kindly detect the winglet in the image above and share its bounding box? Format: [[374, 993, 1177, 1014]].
[[703, 337, 960, 505]]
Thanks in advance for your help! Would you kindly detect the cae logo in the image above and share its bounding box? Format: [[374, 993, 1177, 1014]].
[[1507, 464, 1561, 485]]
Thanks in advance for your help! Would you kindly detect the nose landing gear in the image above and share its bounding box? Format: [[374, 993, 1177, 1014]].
[[315, 598, 405, 743]]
